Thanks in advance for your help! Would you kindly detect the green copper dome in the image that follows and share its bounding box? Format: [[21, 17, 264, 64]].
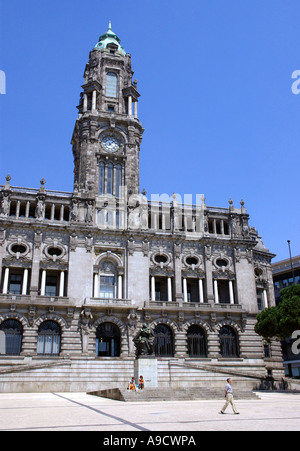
[[94, 21, 126, 56]]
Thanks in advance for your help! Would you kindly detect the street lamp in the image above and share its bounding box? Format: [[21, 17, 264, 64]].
[[287, 240, 296, 285]]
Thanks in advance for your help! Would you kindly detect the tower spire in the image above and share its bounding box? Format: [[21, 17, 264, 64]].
[[95, 21, 126, 55]]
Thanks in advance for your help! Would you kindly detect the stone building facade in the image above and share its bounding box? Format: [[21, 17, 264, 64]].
[[0, 23, 284, 392]]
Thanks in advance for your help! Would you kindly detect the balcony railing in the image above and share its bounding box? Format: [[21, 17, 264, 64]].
[[0, 293, 70, 305], [85, 297, 135, 307]]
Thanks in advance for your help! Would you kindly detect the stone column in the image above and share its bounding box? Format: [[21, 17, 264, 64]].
[[40, 270, 46, 296], [60, 205, 65, 221], [118, 274, 123, 299], [59, 271, 65, 297], [214, 279, 219, 304], [134, 101, 138, 119], [128, 95, 132, 117], [199, 278, 204, 303], [151, 276, 155, 301], [263, 289, 268, 309], [22, 269, 28, 295], [83, 93, 87, 112], [2, 267, 9, 294], [92, 90, 97, 111], [229, 280, 235, 305], [183, 277, 188, 303], [167, 277, 172, 302], [93, 273, 99, 298]]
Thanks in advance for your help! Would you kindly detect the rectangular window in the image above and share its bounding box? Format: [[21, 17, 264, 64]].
[[106, 72, 118, 98], [99, 162, 105, 194], [9, 274, 22, 295], [45, 275, 59, 297], [155, 282, 161, 301], [100, 275, 115, 298], [257, 289, 263, 311], [116, 210, 120, 228], [106, 211, 113, 226], [107, 164, 113, 195], [115, 165, 122, 198]]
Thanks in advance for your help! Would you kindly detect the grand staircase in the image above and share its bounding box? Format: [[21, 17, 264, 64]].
[[89, 386, 260, 402]]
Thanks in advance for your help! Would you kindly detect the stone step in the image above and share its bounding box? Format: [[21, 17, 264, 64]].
[[89, 387, 260, 402]]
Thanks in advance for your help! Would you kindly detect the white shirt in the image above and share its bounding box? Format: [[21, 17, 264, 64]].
[[225, 383, 233, 394]]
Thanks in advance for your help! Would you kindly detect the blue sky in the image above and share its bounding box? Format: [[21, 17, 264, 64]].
[[0, 0, 299, 262]]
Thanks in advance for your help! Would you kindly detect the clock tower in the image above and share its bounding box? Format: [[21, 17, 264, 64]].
[[71, 22, 144, 215]]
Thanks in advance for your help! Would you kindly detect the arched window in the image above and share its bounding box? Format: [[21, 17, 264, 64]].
[[187, 325, 207, 357], [219, 326, 239, 358], [99, 162, 105, 194], [106, 72, 118, 98], [37, 321, 61, 356], [0, 319, 23, 355], [154, 324, 174, 357], [107, 163, 113, 195], [96, 322, 120, 357]]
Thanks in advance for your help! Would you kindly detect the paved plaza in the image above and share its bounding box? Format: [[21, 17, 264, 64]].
[[0, 391, 299, 432]]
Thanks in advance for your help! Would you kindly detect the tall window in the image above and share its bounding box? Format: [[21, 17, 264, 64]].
[[154, 324, 174, 357], [107, 163, 113, 195], [219, 326, 239, 358], [0, 319, 23, 355], [96, 322, 120, 357], [37, 321, 61, 355], [7, 271, 24, 295], [99, 162, 105, 194], [98, 162, 123, 197], [257, 289, 264, 311], [100, 275, 115, 298], [106, 72, 118, 98], [115, 164, 122, 197], [45, 274, 59, 297], [187, 325, 207, 357], [155, 281, 161, 301]]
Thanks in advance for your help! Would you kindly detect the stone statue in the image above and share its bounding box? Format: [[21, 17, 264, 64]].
[[1, 192, 10, 217], [80, 308, 93, 354], [133, 323, 155, 357], [35, 197, 45, 220], [85, 200, 94, 223], [70, 199, 79, 222]]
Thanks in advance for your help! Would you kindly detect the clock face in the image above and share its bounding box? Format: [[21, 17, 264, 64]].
[[101, 136, 120, 153]]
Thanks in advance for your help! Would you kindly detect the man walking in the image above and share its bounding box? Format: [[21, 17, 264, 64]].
[[219, 378, 240, 415]]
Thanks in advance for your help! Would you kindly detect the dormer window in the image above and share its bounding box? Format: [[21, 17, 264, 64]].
[[106, 72, 118, 98], [107, 42, 118, 56]]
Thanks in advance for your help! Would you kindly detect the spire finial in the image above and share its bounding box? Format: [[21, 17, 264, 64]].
[[108, 20, 112, 31]]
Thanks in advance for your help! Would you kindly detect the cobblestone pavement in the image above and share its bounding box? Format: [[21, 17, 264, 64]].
[[0, 391, 299, 432]]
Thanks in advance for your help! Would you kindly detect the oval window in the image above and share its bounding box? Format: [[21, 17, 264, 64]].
[[186, 257, 198, 266], [216, 258, 228, 268], [11, 245, 27, 254], [154, 255, 167, 264], [47, 247, 62, 257]]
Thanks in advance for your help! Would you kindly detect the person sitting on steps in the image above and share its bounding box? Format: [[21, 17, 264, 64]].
[[139, 375, 145, 390], [128, 377, 137, 391]]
